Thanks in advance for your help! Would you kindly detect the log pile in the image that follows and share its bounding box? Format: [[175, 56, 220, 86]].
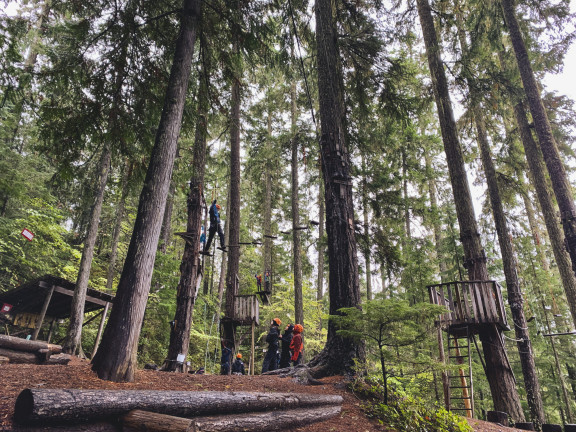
[[14, 389, 343, 432], [0, 335, 71, 365]]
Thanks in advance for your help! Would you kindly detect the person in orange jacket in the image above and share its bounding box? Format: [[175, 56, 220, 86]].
[[290, 324, 304, 366]]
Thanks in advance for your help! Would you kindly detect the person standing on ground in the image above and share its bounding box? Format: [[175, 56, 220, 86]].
[[279, 324, 294, 368], [262, 318, 281, 373], [202, 199, 226, 254], [232, 353, 245, 375], [290, 324, 303, 366], [220, 343, 232, 375]]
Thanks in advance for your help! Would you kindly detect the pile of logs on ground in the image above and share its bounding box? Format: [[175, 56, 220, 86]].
[[0, 335, 71, 365], [14, 389, 343, 432]]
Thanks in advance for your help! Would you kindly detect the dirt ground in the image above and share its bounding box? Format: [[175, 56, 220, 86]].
[[0, 358, 527, 431]]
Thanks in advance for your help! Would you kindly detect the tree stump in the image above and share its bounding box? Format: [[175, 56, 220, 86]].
[[486, 411, 508, 425], [514, 422, 535, 431]]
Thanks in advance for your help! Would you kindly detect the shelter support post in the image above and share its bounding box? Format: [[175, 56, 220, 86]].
[[32, 284, 55, 341], [92, 302, 110, 359]]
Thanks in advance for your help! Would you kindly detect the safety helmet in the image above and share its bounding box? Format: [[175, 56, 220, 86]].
[[294, 324, 303, 333], [236, 353, 242, 359], [216, 204, 221, 210], [273, 318, 281, 326]]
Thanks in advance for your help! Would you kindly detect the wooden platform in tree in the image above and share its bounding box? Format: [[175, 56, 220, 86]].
[[427, 280, 509, 333]]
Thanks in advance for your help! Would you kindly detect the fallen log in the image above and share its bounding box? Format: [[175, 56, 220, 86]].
[[123, 405, 342, 432], [0, 335, 62, 354], [0, 348, 70, 365], [0, 348, 43, 364], [15, 389, 343, 425]]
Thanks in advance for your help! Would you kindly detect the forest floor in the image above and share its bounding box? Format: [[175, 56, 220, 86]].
[[0, 357, 526, 432]]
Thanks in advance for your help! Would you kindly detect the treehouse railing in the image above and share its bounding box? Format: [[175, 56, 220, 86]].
[[427, 281, 508, 331], [234, 295, 259, 326]]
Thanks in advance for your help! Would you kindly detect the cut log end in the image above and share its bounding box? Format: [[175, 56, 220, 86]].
[[14, 389, 34, 424]]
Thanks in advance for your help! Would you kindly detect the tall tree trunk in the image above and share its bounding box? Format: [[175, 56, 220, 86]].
[[63, 145, 111, 355], [308, 0, 365, 377], [501, 0, 576, 320], [454, 6, 544, 424], [159, 183, 176, 254], [317, 179, 325, 301], [223, 35, 242, 350], [263, 112, 273, 285], [291, 81, 304, 326], [91, 0, 200, 382], [164, 38, 210, 372], [106, 161, 132, 292], [361, 156, 372, 301], [510, 98, 576, 327], [416, 0, 524, 419]]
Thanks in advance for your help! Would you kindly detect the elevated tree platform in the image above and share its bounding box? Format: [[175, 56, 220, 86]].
[[427, 280, 509, 335]]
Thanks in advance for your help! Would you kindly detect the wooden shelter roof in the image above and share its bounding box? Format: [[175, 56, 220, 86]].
[[0, 275, 114, 319]]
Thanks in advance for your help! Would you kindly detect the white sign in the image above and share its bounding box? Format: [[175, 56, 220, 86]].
[[177, 354, 186, 363], [21, 228, 34, 241], [1, 303, 13, 313]]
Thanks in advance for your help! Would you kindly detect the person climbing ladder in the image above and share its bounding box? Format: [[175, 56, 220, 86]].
[[202, 199, 226, 255]]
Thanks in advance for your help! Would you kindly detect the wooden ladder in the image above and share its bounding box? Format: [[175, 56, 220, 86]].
[[447, 327, 474, 418]]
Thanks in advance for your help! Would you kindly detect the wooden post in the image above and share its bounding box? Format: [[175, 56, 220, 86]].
[[92, 302, 110, 359], [46, 319, 56, 343], [250, 320, 255, 375], [32, 284, 55, 341]]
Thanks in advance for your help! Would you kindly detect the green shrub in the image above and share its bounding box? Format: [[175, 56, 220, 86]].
[[350, 377, 472, 432]]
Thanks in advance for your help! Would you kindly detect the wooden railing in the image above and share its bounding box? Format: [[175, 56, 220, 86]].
[[427, 281, 508, 330], [234, 295, 259, 326]]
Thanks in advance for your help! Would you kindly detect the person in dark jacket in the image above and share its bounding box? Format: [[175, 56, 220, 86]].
[[279, 324, 294, 368], [203, 200, 225, 254], [220, 344, 232, 375], [261, 318, 281, 373], [232, 353, 245, 375], [290, 324, 304, 366]]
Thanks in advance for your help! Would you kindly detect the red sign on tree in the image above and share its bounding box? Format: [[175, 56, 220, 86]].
[[1, 303, 13, 314], [21, 228, 34, 241]]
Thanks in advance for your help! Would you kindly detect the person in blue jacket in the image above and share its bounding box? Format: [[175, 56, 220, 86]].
[[203, 200, 226, 254]]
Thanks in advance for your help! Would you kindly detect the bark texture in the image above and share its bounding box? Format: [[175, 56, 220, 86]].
[[309, 0, 365, 376], [91, 0, 200, 382], [14, 389, 342, 424], [416, 0, 523, 420], [122, 406, 341, 432], [317, 180, 325, 301], [223, 37, 242, 350], [164, 35, 210, 372]]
